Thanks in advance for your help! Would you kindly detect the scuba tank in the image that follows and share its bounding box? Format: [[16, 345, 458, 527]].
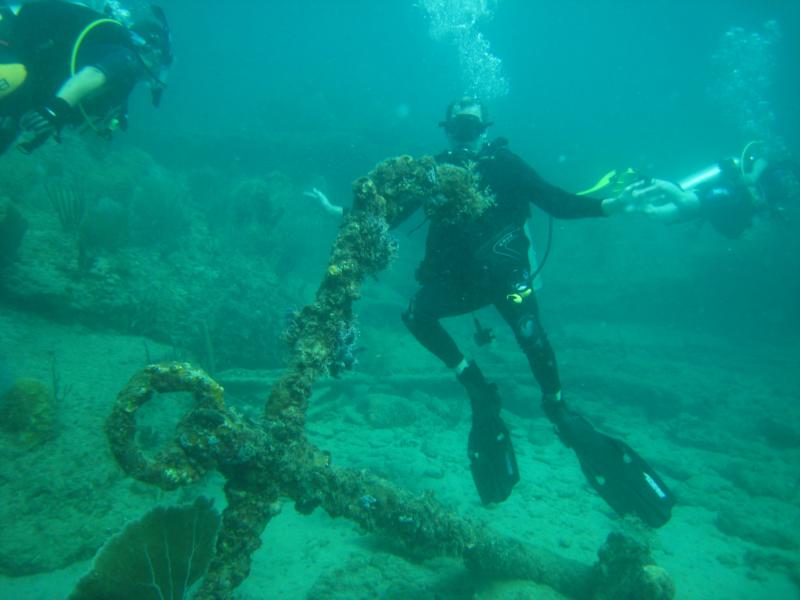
[[678, 163, 724, 190], [679, 141, 766, 191]]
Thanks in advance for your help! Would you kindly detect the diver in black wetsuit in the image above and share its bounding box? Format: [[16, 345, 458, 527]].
[[400, 98, 675, 526], [404, 99, 609, 400], [622, 141, 799, 238], [304, 98, 676, 525], [0, 1, 172, 155]]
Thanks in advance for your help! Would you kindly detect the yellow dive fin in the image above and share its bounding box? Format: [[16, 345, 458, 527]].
[[578, 168, 639, 196]]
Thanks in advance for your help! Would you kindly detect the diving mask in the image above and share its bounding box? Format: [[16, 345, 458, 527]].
[[443, 114, 487, 144]]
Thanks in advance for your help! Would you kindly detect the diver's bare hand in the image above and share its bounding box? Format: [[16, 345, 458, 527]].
[[630, 179, 696, 206], [620, 178, 700, 222], [603, 179, 655, 215], [303, 187, 343, 217]]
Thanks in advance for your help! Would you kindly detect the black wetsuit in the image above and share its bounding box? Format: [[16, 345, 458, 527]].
[[0, 1, 143, 151], [402, 139, 606, 396], [695, 159, 757, 239]]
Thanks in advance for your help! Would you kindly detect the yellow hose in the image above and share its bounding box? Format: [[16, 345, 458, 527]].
[[739, 140, 765, 176], [70, 18, 123, 134]]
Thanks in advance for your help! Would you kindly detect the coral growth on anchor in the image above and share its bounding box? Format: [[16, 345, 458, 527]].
[[99, 154, 677, 600], [592, 533, 676, 600], [361, 155, 438, 226], [425, 161, 495, 224], [328, 321, 361, 377]]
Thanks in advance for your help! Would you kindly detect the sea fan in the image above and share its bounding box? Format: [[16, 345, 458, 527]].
[[68, 497, 220, 600]]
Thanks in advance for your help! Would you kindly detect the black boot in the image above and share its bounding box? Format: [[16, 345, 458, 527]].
[[458, 361, 501, 419], [541, 393, 595, 448], [458, 361, 520, 504]]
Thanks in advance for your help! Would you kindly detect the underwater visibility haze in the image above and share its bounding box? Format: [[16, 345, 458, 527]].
[[0, 1, 799, 599]]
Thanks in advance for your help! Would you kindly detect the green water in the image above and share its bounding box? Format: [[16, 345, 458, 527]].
[[1, 1, 798, 599]]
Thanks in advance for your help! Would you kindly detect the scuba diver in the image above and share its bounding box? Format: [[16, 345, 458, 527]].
[[304, 97, 675, 526], [398, 98, 675, 526], [0, 1, 172, 155], [621, 142, 799, 238]]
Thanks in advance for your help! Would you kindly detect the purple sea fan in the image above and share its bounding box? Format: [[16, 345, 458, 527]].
[[354, 213, 398, 274], [329, 321, 362, 378]]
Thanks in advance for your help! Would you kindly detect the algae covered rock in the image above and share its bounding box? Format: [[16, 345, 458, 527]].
[[0, 377, 56, 445], [360, 392, 418, 429], [229, 176, 285, 229], [0, 197, 27, 265]]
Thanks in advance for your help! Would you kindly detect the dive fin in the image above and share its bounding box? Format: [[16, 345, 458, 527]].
[[458, 360, 520, 504], [468, 415, 520, 504], [578, 167, 640, 197], [552, 409, 675, 527]]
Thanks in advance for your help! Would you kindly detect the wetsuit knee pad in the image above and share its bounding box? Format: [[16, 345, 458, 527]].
[[401, 303, 431, 334], [401, 299, 420, 329], [0, 63, 26, 99], [401, 294, 430, 326], [515, 314, 547, 351]]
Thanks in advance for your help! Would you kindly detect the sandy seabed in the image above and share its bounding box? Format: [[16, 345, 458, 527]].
[[0, 304, 798, 600]]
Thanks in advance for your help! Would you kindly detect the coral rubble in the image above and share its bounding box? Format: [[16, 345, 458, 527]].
[[0, 377, 56, 446], [0, 198, 27, 265]]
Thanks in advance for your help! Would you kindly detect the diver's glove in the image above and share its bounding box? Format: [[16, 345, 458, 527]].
[[17, 97, 72, 154]]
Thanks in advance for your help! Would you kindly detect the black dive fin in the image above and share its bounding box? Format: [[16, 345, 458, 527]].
[[468, 415, 520, 504], [458, 361, 520, 504], [557, 412, 675, 527]]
